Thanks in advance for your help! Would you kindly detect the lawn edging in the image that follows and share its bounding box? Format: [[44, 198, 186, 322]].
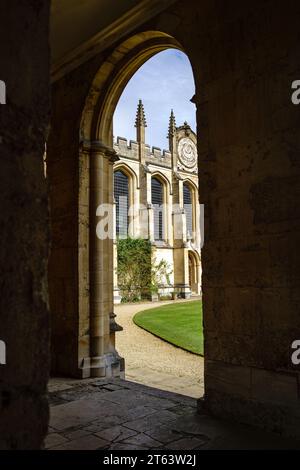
[[133, 300, 203, 356]]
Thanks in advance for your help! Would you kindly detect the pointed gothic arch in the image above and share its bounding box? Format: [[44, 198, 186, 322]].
[[49, 28, 197, 379], [80, 31, 184, 146]]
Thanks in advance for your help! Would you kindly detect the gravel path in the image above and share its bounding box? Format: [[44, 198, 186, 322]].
[[115, 299, 204, 398]]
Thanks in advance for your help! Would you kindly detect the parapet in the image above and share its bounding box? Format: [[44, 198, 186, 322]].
[[114, 137, 139, 160], [145, 146, 171, 167], [114, 136, 172, 168]]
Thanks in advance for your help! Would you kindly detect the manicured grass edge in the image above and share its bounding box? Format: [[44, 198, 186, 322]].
[[133, 303, 203, 356]]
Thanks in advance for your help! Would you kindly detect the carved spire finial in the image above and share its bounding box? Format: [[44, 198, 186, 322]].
[[135, 99, 147, 128], [167, 109, 176, 138]]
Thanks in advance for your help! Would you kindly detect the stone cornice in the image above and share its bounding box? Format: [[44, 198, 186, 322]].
[[51, 0, 178, 82]]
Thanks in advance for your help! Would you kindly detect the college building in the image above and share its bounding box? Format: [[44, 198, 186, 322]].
[[113, 100, 202, 302]]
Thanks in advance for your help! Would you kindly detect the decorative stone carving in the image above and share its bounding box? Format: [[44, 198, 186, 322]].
[[178, 137, 197, 169]]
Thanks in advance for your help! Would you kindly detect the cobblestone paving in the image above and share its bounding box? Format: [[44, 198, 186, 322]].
[[47, 378, 300, 450]]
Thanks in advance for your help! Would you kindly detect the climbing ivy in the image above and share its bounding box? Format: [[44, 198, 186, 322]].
[[116, 237, 172, 302]]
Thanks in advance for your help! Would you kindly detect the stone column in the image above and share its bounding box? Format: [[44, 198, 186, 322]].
[[196, 256, 202, 295], [172, 173, 191, 299], [89, 141, 123, 378], [194, 188, 201, 251], [130, 176, 140, 238], [148, 204, 155, 242], [113, 198, 122, 304], [139, 164, 151, 240]]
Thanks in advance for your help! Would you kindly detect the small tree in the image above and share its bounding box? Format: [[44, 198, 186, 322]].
[[151, 257, 173, 295]]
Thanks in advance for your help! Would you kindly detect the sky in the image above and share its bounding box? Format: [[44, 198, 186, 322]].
[[113, 49, 196, 150]]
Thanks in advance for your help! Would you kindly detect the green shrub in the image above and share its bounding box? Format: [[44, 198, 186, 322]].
[[117, 238, 151, 302], [116, 237, 172, 302]]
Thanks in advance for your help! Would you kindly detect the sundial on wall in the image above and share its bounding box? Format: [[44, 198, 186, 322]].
[[178, 137, 197, 169]]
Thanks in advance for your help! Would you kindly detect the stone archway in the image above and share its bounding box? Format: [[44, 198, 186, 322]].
[[80, 31, 182, 146], [76, 31, 191, 379], [4, 0, 298, 446]]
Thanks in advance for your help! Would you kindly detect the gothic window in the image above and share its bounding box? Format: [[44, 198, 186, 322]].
[[114, 170, 129, 238], [183, 183, 193, 239], [151, 177, 164, 241]]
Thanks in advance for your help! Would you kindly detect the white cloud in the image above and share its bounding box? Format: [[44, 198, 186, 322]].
[[113, 49, 196, 150]]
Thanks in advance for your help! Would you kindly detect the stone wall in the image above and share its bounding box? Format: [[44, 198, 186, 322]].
[[48, 0, 300, 437], [1, 0, 299, 451], [48, 59, 99, 377], [129, 0, 300, 438], [0, 0, 50, 449], [179, 0, 300, 437]]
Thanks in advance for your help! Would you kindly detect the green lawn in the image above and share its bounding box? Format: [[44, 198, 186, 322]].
[[133, 300, 203, 355]]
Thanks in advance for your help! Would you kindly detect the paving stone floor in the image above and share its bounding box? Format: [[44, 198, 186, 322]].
[[47, 377, 300, 450]]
